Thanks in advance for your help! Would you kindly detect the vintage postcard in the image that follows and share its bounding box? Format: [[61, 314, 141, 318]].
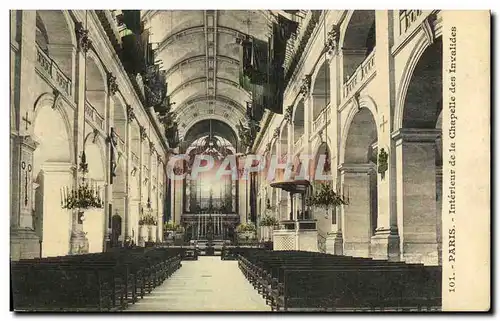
[[9, 9, 490, 312]]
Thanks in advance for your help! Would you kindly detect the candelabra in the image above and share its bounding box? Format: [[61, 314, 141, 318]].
[[61, 151, 103, 211]]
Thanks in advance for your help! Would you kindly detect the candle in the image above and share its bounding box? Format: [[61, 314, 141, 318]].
[[60, 188, 63, 206]]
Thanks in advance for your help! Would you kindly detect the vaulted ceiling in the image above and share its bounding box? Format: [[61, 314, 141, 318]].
[[143, 10, 277, 146]]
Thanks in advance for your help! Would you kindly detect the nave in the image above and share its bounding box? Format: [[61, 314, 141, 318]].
[[126, 256, 269, 311]]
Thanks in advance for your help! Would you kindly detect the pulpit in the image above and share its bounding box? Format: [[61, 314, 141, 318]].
[[270, 180, 318, 252]]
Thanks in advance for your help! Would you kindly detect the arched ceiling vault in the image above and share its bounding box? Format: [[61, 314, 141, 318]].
[[143, 10, 276, 136]]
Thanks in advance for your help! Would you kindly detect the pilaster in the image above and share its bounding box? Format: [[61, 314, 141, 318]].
[[392, 128, 441, 265]]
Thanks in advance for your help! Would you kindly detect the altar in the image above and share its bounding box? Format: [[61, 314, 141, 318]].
[[181, 213, 240, 241]]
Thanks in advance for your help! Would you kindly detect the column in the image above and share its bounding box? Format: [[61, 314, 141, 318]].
[[436, 166, 443, 265], [370, 10, 400, 262], [157, 156, 163, 242], [147, 141, 154, 242], [11, 135, 40, 260], [303, 95, 312, 155], [104, 81, 114, 250], [11, 11, 39, 260], [124, 111, 133, 242], [339, 163, 374, 258], [324, 33, 344, 254], [138, 126, 146, 245], [392, 129, 440, 265], [40, 162, 75, 257]]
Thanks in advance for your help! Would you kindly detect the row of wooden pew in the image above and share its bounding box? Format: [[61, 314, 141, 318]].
[[229, 248, 442, 312], [11, 247, 186, 311]]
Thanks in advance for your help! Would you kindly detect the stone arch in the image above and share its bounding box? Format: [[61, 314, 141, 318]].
[[293, 99, 305, 146], [311, 60, 331, 120], [339, 10, 376, 82], [32, 92, 74, 171], [279, 122, 288, 161], [85, 50, 108, 117], [112, 94, 128, 144], [111, 151, 127, 245], [81, 131, 106, 253], [130, 121, 141, 161], [394, 35, 442, 265], [181, 114, 239, 140], [340, 102, 378, 257], [32, 93, 74, 257], [395, 35, 443, 130], [35, 10, 76, 80], [339, 96, 378, 164]]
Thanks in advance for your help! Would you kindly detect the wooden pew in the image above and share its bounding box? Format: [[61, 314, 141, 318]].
[[11, 248, 185, 311], [233, 249, 442, 312]]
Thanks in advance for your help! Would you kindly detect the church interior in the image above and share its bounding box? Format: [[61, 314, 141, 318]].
[[10, 9, 444, 311]]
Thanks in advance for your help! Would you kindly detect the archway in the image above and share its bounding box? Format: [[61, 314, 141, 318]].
[[81, 135, 106, 253], [85, 53, 107, 124], [396, 37, 442, 265], [112, 95, 127, 147], [341, 10, 376, 82], [36, 11, 75, 82], [312, 62, 330, 121], [341, 107, 378, 258], [129, 122, 141, 244], [293, 100, 305, 150], [277, 125, 289, 221], [311, 142, 334, 225], [33, 100, 73, 257], [111, 154, 127, 247]]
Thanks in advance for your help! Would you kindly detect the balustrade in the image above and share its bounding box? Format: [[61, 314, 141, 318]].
[[35, 44, 72, 96], [343, 49, 376, 100], [84, 101, 105, 131], [294, 134, 305, 150], [312, 104, 331, 133], [399, 10, 423, 34]]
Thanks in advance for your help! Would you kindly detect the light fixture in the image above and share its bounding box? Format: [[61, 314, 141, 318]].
[[61, 11, 102, 212]]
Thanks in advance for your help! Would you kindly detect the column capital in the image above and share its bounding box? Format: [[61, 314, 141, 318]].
[[299, 74, 312, 97], [107, 72, 119, 95], [15, 134, 40, 151], [75, 22, 92, 53], [325, 24, 340, 58], [273, 127, 280, 139], [391, 128, 441, 144], [338, 163, 375, 174], [284, 105, 294, 123], [140, 125, 148, 141], [126, 105, 135, 123]]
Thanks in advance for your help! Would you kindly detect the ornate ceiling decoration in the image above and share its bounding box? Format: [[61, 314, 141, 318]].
[[144, 10, 276, 142]]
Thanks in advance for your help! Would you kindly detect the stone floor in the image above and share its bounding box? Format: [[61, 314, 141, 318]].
[[125, 256, 271, 312]]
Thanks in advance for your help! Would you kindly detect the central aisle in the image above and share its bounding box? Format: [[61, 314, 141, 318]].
[[126, 256, 271, 312]]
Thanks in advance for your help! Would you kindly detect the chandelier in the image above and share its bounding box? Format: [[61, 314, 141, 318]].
[[61, 11, 103, 212], [139, 196, 157, 225], [61, 151, 103, 210]]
